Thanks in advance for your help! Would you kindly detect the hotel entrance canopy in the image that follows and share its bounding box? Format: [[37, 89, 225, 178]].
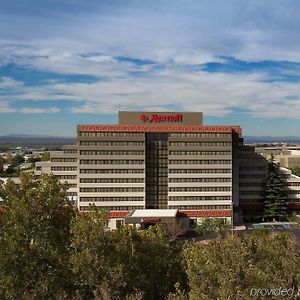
[[125, 209, 178, 224]]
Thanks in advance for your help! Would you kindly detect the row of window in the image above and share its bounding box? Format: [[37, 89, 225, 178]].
[[80, 178, 144, 183], [79, 141, 232, 147], [239, 166, 266, 171], [51, 151, 233, 157], [51, 167, 77, 171], [79, 133, 232, 138], [80, 169, 144, 174], [169, 187, 231, 192], [169, 169, 231, 173], [67, 192, 77, 196], [51, 158, 77, 162], [169, 178, 231, 183], [169, 160, 231, 165], [80, 197, 144, 202], [169, 151, 231, 155], [80, 141, 144, 146], [80, 160, 144, 165], [288, 190, 300, 194], [80, 150, 145, 155], [169, 196, 231, 201], [67, 184, 77, 188], [63, 150, 77, 154], [169, 142, 231, 146], [239, 182, 263, 186], [288, 182, 300, 186], [239, 174, 266, 179], [80, 187, 144, 193], [240, 191, 263, 195], [80, 132, 144, 137], [169, 133, 230, 138], [80, 206, 143, 211], [239, 199, 262, 203], [58, 175, 77, 179], [169, 205, 231, 210]]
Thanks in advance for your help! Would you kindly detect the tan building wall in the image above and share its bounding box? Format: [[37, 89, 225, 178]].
[[118, 111, 203, 125]]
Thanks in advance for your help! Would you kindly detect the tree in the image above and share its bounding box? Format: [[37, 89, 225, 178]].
[[184, 233, 300, 300], [70, 210, 187, 300], [41, 151, 50, 161], [125, 225, 187, 300], [195, 218, 231, 237], [0, 156, 4, 173], [0, 172, 75, 299], [291, 165, 300, 177], [11, 154, 25, 166], [70, 207, 126, 299], [264, 154, 289, 221], [27, 156, 41, 164], [4, 154, 13, 164]]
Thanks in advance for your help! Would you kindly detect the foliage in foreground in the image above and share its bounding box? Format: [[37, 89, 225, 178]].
[[0, 172, 75, 299], [185, 232, 300, 300], [195, 217, 231, 237], [0, 173, 300, 299]]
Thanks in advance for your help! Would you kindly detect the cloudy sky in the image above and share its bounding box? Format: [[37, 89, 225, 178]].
[[1, 0, 300, 136]]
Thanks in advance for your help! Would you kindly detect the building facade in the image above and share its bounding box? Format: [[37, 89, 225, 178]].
[[35, 111, 300, 227]]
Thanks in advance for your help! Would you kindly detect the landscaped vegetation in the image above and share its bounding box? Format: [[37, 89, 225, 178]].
[[1, 173, 300, 299]]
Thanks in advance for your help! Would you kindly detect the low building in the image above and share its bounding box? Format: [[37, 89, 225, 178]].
[[35, 145, 78, 203]]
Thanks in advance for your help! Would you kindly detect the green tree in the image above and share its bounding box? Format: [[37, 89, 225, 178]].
[[0, 172, 75, 299], [4, 154, 13, 164], [195, 218, 231, 237], [70, 210, 187, 300], [70, 207, 128, 299], [41, 151, 50, 161], [184, 233, 300, 300], [264, 154, 289, 221], [291, 165, 300, 177], [27, 156, 41, 164], [126, 225, 187, 300], [0, 156, 4, 173], [11, 154, 25, 166]]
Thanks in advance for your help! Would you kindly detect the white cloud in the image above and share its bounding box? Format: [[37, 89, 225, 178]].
[[1, 1, 300, 120], [0, 102, 60, 114], [2, 1, 300, 64], [0, 102, 15, 113], [18, 107, 60, 114], [0, 77, 24, 89]]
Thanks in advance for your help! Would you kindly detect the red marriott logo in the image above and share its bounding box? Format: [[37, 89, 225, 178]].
[[140, 114, 183, 123]]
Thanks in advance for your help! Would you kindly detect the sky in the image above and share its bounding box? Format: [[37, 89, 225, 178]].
[[1, 0, 300, 137]]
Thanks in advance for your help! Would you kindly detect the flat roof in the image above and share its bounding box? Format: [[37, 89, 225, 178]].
[[129, 209, 178, 218]]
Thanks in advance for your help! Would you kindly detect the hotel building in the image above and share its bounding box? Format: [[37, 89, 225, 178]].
[[35, 111, 300, 227]]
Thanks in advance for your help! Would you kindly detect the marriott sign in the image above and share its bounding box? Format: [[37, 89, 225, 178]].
[[140, 114, 183, 123]]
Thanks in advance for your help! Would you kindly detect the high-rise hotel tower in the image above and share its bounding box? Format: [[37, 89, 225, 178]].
[[35, 111, 300, 227]]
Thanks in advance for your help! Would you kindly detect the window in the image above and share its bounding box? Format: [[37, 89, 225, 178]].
[[80, 150, 144, 155], [80, 169, 144, 174], [169, 187, 231, 192], [80, 187, 144, 193], [80, 178, 144, 183], [80, 197, 144, 202], [80, 160, 144, 165]]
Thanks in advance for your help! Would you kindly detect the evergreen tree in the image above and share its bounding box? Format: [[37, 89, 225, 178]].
[[264, 154, 289, 221]]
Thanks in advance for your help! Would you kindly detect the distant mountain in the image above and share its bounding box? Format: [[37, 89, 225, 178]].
[[3, 134, 73, 139], [0, 134, 75, 146], [244, 136, 300, 144]]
